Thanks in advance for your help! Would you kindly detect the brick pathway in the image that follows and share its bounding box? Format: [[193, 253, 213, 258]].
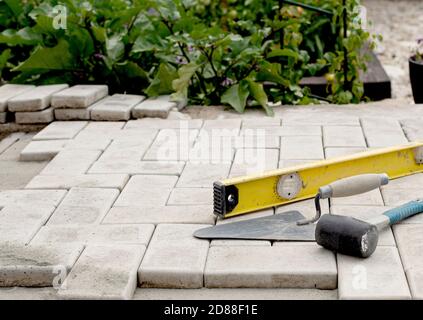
[[0, 103, 423, 300]]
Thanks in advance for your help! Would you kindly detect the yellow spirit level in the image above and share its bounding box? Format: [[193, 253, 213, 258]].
[[213, 142, 423, 218]]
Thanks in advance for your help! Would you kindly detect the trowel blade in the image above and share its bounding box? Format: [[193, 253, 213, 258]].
[[194, 211, 316, 241]]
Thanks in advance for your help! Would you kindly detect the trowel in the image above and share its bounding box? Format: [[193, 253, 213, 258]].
[[194, 173, 389, 241]]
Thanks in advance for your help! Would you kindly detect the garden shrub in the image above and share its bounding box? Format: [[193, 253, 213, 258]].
[[0, 0, 376, 115]]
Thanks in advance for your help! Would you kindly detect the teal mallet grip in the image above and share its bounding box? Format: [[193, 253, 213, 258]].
[[383, 199, 423, 225]]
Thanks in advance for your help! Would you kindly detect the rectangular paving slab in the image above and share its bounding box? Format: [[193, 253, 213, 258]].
[[176, 162, 231, 188], [0, 133, 25, 155], [0, 84, 35, 112], [54, 106, 94, 120], [323, 126, 366, 147], [20, 140, 68, 161], [132, 97, 178, 119], [51, 85, 108, 109], [125, 119, 203, 130], [230, 148, 279, 178], [0, 205, 56, 244], [7, 84, 69, 112], [337, 247, 411, 299], [58, 245, 145, 299], [47, 187, 119, 225], [167, 188, 212, 205], [114, 175, 178, 207], [204, 244, 337, 289], [280, 136, 324, 160], [33, 121, 87, 140], [0, 243, 83, 287], [138, 224, 210, 288], [91, 94, 145, 121], [39, 149, 101, 176], [32, 224, 155, 246], [0, 189, 66, 209], [361, 117, 408, 147], [15, 108, 55, 124], [103, 205, 215, 225], [89, 159, 185, 175], [25, 174, 129, 191]]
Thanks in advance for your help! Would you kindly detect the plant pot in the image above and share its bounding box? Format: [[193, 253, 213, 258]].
[[409, 56, 423, 103]]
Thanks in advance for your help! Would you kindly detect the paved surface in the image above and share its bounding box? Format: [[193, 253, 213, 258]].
[[0, 103, 423, 299]]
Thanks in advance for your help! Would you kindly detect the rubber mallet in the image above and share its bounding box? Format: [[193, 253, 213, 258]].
[[316, 199, 423, 258]]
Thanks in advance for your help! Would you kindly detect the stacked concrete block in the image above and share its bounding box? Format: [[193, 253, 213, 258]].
[[91, 94, 145, 121], [52, 85, 108, 120], [0, 84, 35, 123], [132, 96, 185, 119], [8, 84, 68, 124]]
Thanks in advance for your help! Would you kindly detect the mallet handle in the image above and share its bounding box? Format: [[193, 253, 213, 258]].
[[383, 200, 423, 225], [319, 173, 389, 199]]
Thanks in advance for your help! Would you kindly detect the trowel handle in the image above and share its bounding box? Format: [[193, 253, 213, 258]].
[[319, 173, 389, 199]]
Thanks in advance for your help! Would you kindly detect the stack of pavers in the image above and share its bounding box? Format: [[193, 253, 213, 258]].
[[0, 83, 187, 124]]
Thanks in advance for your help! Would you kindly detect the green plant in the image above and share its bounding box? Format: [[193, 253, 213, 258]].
[[0, 0, 377, 114], [414, 38, 423, 62]]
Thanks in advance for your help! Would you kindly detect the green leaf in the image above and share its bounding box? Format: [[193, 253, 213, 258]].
[[247, 80, 273, 116], [267, 48, 299, 60], [0, 27, 42, 46], [106, 34, 125, 62], [13, 39, 75, 73], [0, 48, 12, 78], [146, 63, 178, 97], [4, 0, 23, 18], [172, 62, 199, 99], [221, 83, 249, 113]]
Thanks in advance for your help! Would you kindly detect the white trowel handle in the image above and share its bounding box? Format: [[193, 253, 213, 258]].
[[319, 173, 389, 199]]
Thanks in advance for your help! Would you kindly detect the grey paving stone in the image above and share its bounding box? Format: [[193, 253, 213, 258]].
[[242, 118, 281, 128], [401, 119, 423, 141], [381, 188, 422, 207], [33, 121, 87, 140], [0, 134, 34, 161], [280, 136, 324, 160], [134, 288, 338, 300], [143, 128, 199, 161], [204, 244, 337, 289], [0, 132, 25, 154], [202, 119, 242, 132], [15, 108, 54, 124], [125, 119, 203, 130], [393, 224, 423, 272], [331, 188, 384, 206], [324, 147, 366, 158], [278, 159, 318, 168], [0, 243, 83, 287], [282, 113, 360, 126], [59, 245, 145, 300], [383, 173, 423, 189], [54, 106, 93, 120], [189, 134, 235, 162], [167, 188, 212, 205], [19, 140, 68, 161], [0, 84, 35, 112], [361, 118, 408, 147], [138, 224, 210, 288], [0, 112, 6, 123], [132, 96, 177, 119], [0, 189, 66, 209], [88, 159, 185, 175], [114, 175, 177, 207], [39, 149, 101, 175], [7, 84, 69, 112], [98, 133, 156, 161], [32, 224, 155, 246], [277, 125, 321, 136], [0, 287, 60, 300], [337, 247, 411, 299], [230, 148, 279, 178], [323, 126, 366, 147], [47, 187, 119, 225], [234, 134, 280, 149], [210, 240, 271, 247], [330, 205, 395, 246], [74, 121, 125, 139], [0, 205, 56, 244], [0, 161, 48, 191], [103, 205, 215, 225], [51, 85, 108, 109], [177, 162, 231, 188], [25, 174, 129, 191], [91, 94, 145, 121]]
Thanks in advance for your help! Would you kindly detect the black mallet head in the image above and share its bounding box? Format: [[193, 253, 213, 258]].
[[315, 214, 379, 258]]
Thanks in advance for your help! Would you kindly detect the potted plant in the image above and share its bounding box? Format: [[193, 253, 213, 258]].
[[409, 39, 423, 103]]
